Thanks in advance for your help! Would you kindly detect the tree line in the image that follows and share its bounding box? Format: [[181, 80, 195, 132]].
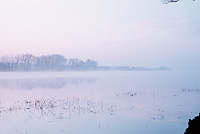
[[0, 54, 98, 71]]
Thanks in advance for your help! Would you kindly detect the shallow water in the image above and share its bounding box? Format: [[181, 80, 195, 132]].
[[0, 70, 200, 134]]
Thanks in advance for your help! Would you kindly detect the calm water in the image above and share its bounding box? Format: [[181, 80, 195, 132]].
[[0, 70, 200, 134]]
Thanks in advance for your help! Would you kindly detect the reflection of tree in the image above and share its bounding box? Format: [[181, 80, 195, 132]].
[[0, 77, 97, 90]]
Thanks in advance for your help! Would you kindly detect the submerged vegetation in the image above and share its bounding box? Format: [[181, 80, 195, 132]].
[[0, 98, 116, 120], [0, 87, 199, 133]]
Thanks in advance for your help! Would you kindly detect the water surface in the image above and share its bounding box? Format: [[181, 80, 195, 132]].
[[0, 70, 200, 134]]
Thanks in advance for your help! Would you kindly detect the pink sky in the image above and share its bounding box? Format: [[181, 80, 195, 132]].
[[0, 0, 200, 67]]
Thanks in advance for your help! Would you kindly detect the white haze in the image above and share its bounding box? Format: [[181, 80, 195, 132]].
[[0, 0, 200, 68]]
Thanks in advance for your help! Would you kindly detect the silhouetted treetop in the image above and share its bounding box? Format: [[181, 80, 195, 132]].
[[184, 113, 200, 134], [161, 0, 195, 4]]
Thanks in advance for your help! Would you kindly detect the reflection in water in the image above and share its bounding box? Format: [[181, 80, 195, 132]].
[[0, 71, 200, 134], [0, 77, 97, 90]]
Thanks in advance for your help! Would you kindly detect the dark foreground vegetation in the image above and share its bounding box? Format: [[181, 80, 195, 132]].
[[185, 113, 200, 134]]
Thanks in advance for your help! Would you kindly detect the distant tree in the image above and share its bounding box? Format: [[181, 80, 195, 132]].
[[48, 54, 67, 71], [35, 54, 67, 71], [0, 54, 99, 71], [66, 58, 84, 70], [83, 59, 98, 70], [0, 62, 8, 71], [21, 54, 34, 71], [0, 55, 15, 71]]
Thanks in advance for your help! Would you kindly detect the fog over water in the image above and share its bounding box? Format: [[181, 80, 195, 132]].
[[0, 0, 199, 133], [0, 70, 199, 134]]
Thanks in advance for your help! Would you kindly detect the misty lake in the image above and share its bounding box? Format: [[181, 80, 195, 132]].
[[0, 70, 200, 134]]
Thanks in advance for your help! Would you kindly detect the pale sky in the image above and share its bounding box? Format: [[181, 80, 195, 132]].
[[0, 0, 200, 67]]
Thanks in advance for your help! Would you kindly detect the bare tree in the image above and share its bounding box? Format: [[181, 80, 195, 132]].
[[162, 0, 195, 4]]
